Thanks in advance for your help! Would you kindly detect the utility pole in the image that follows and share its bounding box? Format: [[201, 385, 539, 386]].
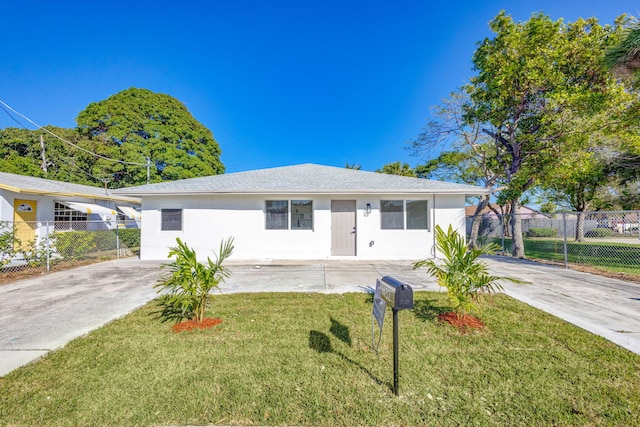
[[146, 157, 151, 184], [100, 178, 110, 195], [39, 134, 48, 173]]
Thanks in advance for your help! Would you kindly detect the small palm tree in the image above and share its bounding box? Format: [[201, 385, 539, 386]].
[[605, 17, 640, 78], [414, 225, 521, 317], [155, 237, 234, 323]]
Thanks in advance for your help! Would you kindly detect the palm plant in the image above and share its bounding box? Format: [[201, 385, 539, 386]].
[[605, 17, 640, 77], [413, 225, 521, 317], [155, 237, 234, 323]]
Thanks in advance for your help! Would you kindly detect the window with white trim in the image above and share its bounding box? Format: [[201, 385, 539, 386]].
[[381, 200, 429, 230], [55, 202, 87, 222], [161, 208, 182, 231]]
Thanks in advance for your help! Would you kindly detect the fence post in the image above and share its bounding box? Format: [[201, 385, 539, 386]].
[[46, 221, 51, 271], [500, 214, 505, 255], [116, 220, 120, 259], [562, 212, 568, 270]]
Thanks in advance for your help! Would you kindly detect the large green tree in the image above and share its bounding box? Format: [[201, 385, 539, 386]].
[[465, 12, 628, 257], [75, 88, 224, 187], [0, 126, 97, 185], [410, 91, 503, 248]]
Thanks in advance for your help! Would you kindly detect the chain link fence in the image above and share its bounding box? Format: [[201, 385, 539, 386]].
[[467, 210, 640, 276], [0, 220, 140, 282]]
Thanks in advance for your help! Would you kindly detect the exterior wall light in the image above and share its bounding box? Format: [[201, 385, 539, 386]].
[[366, 203, 372, 215]]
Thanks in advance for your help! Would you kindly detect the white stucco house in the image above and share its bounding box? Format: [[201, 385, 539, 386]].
[[0, 172, 141, 246], [114, 164, 487, 261]]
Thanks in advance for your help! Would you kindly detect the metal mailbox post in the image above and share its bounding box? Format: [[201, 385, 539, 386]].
[[380, 276, 413, 396]]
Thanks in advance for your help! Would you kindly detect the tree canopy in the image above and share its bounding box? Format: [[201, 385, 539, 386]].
[[376, 161, 417, 177], [463, 11, 632, 256], [0, 88, 224, 188], [76, 88, 224, 187]]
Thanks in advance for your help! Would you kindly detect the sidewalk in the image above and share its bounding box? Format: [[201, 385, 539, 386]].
[[1, 256, 639, 377], [484, 256, 640, 354]]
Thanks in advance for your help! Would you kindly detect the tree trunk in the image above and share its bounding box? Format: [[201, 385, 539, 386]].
[[468, 194, 491, 248], [575, 210, 586, 242], [39, 134, 48, 173], [510, 200, 526, 258]]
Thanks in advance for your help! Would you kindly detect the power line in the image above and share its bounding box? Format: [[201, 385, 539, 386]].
[[0, 99, 147, 167], [0, 103, 28, 128]]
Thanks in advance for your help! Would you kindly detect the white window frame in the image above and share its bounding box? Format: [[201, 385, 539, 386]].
[[380, 200, 429, 230]]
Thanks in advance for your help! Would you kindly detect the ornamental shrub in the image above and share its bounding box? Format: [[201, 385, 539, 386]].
[[585, 228, 617, 238], [118, 228, 141, 249], [55, 231, 96, 260], [527, 227, 557, 238]]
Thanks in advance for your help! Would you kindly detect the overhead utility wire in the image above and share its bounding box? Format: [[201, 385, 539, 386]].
[[0, 104, 132, 184], [0, 103, 27, 128], [0, 99, 147, 167]]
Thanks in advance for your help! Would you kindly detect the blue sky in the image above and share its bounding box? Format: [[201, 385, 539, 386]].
[[1, 1, 637, 173]]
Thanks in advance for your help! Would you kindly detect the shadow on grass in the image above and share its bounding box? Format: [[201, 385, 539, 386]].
[[309, 330, 391, 392], [413, 298, 449, 322], [330, 317, 352, 346]]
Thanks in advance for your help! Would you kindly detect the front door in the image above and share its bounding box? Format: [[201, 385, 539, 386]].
[[13, 199, 37, 249], [331, 200, 356, 256]]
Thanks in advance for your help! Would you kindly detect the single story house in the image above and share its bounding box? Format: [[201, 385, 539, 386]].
[[0, 172, 141, 246], [114, 164, 487, 261]]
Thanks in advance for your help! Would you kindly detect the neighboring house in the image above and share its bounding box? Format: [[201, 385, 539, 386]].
[[114, 164, 487, 261], [465, 204, 546, 219], [0, 172, 141, 246], [465, 203, 554, 237]]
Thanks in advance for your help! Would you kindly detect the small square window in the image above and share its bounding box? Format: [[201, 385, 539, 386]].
[[161, 209, 182, 231], [266, 200, 288, 230], [381, 200, 404, 229]]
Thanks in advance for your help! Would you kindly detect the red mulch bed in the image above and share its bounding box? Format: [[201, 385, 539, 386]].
[[438, 312, 485, 332], [172, 317, 222, 333]]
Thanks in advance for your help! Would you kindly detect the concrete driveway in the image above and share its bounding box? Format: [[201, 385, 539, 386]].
[[1, 256, 639, 376]]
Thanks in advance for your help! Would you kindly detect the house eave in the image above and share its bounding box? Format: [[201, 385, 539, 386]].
[[116, 189, 488, 197], [0, 184, 140, 203]]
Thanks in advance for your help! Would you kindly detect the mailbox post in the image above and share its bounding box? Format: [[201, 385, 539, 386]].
[[379, 276, 413, 396]]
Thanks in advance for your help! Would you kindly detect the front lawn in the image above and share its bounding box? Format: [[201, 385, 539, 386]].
[[1, 292, 638, 426]]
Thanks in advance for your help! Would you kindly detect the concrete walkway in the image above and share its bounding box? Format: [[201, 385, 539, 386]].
[[1, 256, 639, 376]]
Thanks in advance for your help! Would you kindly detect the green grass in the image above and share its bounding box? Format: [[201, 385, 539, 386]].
[[497, 237, 640, 275], [1, 292, 639, 426]]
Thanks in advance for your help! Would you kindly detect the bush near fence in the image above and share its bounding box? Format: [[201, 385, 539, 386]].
[[527, 227, 557, 238]]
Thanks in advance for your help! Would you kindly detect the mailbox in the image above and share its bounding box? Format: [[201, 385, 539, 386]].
[[380, 276, 413, 310]]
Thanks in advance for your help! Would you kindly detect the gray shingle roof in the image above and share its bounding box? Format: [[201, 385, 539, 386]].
[[114, 163, 487, 196], [0, 172, 141, 203]]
